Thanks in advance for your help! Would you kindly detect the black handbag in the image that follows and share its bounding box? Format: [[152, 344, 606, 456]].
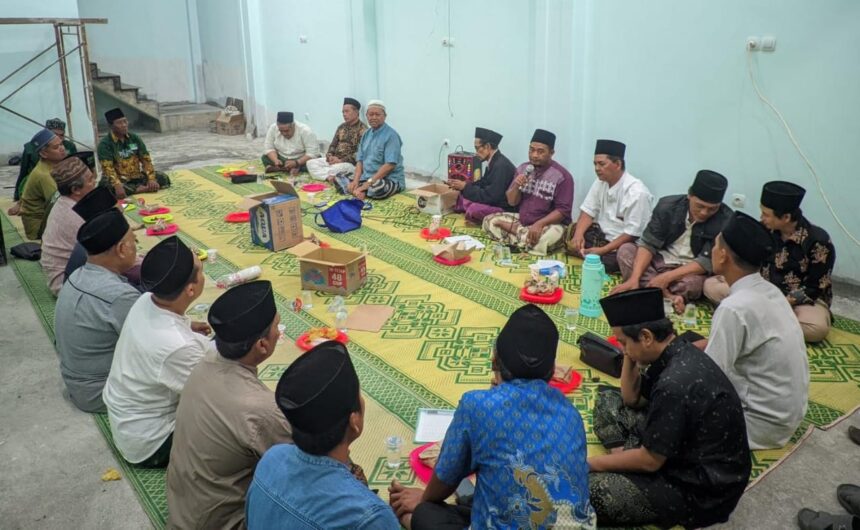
[[577, 331, 623, 378]]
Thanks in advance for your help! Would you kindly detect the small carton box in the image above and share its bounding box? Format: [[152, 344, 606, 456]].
[[431, 241, 474, 262], [238, 181, 304, 252], [291, 241, 368, 295], [214, 97, 246, 136], [413, 182, 459, 215]]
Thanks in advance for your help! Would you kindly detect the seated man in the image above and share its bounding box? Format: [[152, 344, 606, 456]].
[[18, 128, 67, 240], [588, 288, 750, 528], [41, 155, 97, 295], [704, 212, 809, 449], [247, 341, 399, 529], [167, 281, 292, 530], [704, 181, 836, 343], [262, 111, 320, 174], [482, 129, 574, 256], [342, 100, 405, 200], [565, 139, 653, 273], [9, 117, 77, 216], [54, 209, 140, 413], [98, 108, 171, 200], [447, 127, 516, 224], [611, 170, 732, 312], [389, 304, 596, 530], [103, 236, 213, 467], [309, 97, 367, 181]]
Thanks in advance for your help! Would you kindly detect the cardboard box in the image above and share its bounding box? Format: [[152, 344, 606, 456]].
[[238, 181, 304, 252], [413, 182, 459, 215], [290, 241, 368, 295], [431, 241, 474, 261], [214, 97, 246, 136]]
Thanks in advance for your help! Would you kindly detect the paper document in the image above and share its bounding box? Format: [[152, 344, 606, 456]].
[[414, 408, 456, 443]]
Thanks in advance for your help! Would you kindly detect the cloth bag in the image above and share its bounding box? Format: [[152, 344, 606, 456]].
[[315, 199, 369, 233], [307, 159, 355, 181], [577, 331, 623, 378], [10, 242, 41, 261]]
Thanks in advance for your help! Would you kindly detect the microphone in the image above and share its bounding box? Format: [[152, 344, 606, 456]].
[[519, 164, 535, 190]]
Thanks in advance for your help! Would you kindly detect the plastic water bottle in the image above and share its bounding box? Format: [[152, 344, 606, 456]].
[[580, 254, 607, 318], [216, 266, 262, 289], [683, 303, 698, 327], [385, 436, 403, 469], [335, 308, 348, 332]]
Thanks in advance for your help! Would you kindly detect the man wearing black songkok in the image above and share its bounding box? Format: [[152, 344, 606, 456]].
[[262, 110, 321, 174], [704, 180, 835, 342], [307, 98, 369, 181], [701, 212, 809, 450], [388, 304, 596, 530], [588, 288, 750, 528], [612, 169, 733, 313], [55, 208, 140, 413], [447, 127, 516, 224], [246, 342, 400, 529], [168, 281, 291, 530], [103, 236, 213, 467]]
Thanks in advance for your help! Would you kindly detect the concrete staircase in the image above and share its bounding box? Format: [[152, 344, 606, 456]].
[[89, 63, 219, 133]]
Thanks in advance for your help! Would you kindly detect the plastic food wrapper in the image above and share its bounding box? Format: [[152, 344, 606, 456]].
[[431, 241, 474, 262], [529, 259, 567, 278], [101, 468, 122, 482]]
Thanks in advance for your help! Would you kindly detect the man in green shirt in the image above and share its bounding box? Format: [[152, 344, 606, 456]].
[[8, 118, 77, 216], [19, 129, 67, 240], [97, 108, 170, 199]]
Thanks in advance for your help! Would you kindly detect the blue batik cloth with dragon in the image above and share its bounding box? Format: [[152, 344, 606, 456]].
[[434, 379, 597, 529]]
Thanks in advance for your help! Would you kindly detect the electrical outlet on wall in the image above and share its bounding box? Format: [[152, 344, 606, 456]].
[[442, 138, 450, 147], [731, 193, 746, 208]]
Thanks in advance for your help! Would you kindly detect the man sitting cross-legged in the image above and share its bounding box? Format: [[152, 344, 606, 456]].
[[55, 208, 140, 413], [167, 281, 292, 530], [98, 108, 171, 200], [388, 304, 596, 530], [103, 236, 214, 467], [482, 128, 574, 256], [447, 127, 516, 225], [588, 288, 750, 528]]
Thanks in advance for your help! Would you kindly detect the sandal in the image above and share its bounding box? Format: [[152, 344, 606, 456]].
[[838, 484, 860, 517], [797, 509, 859, 530]]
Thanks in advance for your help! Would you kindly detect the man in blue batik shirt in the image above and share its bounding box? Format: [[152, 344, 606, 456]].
[[342, 99, 405, 200], [389, 304, 597, 530]]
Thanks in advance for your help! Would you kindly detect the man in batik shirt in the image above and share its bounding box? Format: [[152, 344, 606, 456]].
[[704, 180, 835, 342], [98, 107, 170, 199]]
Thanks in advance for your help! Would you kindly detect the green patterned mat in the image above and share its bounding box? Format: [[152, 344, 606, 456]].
[[4, 164, 860, 530]]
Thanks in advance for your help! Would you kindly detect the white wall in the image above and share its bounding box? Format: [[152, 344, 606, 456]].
[[196, 0, 246, 106], [0, 0, 95, 155], [76, 0, 200, 103]]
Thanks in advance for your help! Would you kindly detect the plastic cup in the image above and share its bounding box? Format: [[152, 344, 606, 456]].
[[301, 290, 314, 308], [564, 307, 579, 331], [385, 435, 403, 469], [207, 249, 218, 263]]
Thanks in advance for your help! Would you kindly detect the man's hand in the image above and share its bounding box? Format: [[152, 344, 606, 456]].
[[583, 245, 605, 256], [610, 279, 639, 295], [389, 480, 424, 519], [285, 159, 297, 171], [347, 180, 358, 193], [446, 179, 466, 191], [114, 183, 127, 200], [646, 272, 673, 291], [526, 223, 544, 247], [290, 168, 300, 176], [352, 183, 367, 200], [190, 321, 212, 336], [145, 180, 160, 193], [7, 202, 20, 216], [567, 233, 585, 255], [273, 158, 284, 167], [512, 173, 529, 189]]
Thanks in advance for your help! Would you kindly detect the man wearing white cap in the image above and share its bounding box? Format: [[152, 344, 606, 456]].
[[340, 100, 405, 200]]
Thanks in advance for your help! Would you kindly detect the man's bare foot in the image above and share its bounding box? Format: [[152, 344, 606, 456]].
[[671, 295, 685, 314], [610, 447, 625, 454], [135, 185, 149, 194], [7, 202, 20, 216], [399, 514, 413, 530]]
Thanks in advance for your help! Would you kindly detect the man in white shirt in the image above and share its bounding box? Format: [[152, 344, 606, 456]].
[[261, 111, 320, 174], [566, 139, 653, 272], [704, 211, 809, 450], [103, 235, 214, 467]]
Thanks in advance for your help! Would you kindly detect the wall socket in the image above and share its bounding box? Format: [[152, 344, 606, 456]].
[[731, 193, 746, 208], [442, 138, 450, 147], [746, 35, 776, 52]]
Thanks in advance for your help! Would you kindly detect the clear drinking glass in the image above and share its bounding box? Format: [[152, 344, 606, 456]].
[[385, 435, 403, 469], [301, 290, 314, 309], [683, 303, 697, 327], [564, 307, 579, 332]]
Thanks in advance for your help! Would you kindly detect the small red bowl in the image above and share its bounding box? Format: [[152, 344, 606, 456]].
[[519, 286, 563, 304], [433, 254, 471, 266], [139, 207, 170, 216], [145, 223, 179, 236], [301, 183, 327, 192], [296, 330, 349, 351], [419, 227, 451, 240], [549, 370, 583, 394], [224, 211, 250, 223]]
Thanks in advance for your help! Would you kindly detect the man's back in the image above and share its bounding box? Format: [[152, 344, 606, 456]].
[[706, 273, 809, 449], [55, 263, 139, 412], [167, 352, 291, 530], [246, 443, 399, 529], [103, 293, 212, 463], [434, 379, 595, 529]]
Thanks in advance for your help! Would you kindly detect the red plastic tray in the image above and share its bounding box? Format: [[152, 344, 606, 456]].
[[145, 223, 179, 236], [301, 183, 327, 192], [409, 443, 438, 484], [419, 227, 451, 240], [225, 211, 250, 223], [139, 207, 170, 216], [296, 330, 349, 351], [549, 370, 583, 394], [433, 254, 471, 266], [519, 286, 563, 304]]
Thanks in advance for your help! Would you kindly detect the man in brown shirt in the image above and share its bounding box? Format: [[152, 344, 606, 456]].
[[166, 280, 291, 530], [327, 97, 368, 165]]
